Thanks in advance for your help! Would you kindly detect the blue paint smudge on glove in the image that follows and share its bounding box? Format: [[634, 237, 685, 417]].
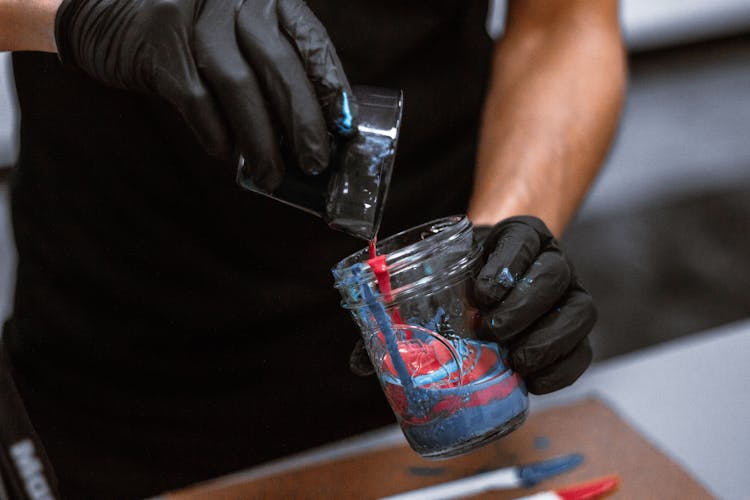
[[336, 91, 353, 134]]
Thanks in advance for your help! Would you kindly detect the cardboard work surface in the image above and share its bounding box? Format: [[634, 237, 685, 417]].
[[167, 398, 713, 499]]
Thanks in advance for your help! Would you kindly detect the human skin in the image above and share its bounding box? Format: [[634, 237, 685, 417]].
[[0, 0, 626, 237], [467, 0, 627, 236], [0, 0, 61, 52]]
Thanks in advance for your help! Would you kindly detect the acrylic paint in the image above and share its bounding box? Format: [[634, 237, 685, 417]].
[[381, 337, 527, 458], [367, 237, 403, 323], [361, 252, 525, 458], [336, 217, 528, 459], [336, 90, 354, 134]]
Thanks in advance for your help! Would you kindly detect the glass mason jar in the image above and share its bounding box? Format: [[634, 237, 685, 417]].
[[332, 216, 529, 459]]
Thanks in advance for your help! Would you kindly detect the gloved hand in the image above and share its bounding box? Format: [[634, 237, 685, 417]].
[[55, 0, 356, 191], [349, 337, 375, 377], [473, 216, 596, 394], [348, 216, 596, 388]]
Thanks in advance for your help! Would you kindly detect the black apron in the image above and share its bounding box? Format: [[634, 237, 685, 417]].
[[9, 1, 493, 497]]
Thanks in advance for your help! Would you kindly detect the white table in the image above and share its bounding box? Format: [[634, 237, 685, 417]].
[[531, 319, 750, 500]]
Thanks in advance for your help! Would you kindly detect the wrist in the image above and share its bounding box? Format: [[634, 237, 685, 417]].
[[467, 190, 565, 237], [1, 0, 63, 52], [467, 190, 531, 227], [468, 209, 564, 238]]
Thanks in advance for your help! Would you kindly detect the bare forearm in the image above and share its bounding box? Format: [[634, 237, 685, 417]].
[[0, 0, 62, 52], [467, 0, 626, 236]]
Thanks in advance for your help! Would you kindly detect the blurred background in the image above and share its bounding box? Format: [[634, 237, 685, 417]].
[[1, 0, 750, 361]]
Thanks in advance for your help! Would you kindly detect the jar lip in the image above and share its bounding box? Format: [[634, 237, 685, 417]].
[[382, 215, 468, 267], [332, 215, 480, 307], [332, 215, 470, 284], [337, 245, 483, 309]]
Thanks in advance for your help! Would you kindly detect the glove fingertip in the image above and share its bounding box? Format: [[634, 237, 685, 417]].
[[484, 314, 516, 343], [191, 122, 233, 161], [255, 164, 284, 192], [54, 0, 77, 65], [471, 225, 494, 247], [262, 168, 285, 192], [473, 280, 496, 308], [205, 134, 234, 160], [350, 359, 375, 377], [524, 339, 593, 394], [474, 271, 514, 306], [349, 339, 375, 377], [299, 148, 329, 176], [236, 157, 284, 193], [510, 347, 533, 377]]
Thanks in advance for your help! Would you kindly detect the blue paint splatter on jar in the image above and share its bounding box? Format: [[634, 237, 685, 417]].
[[333, 217, 530, 459]]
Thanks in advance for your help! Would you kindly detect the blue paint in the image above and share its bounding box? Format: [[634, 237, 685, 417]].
[[533, 435, 550, 450], [380, 337, 528, 458], [497, 267, 515, 287], [336, 91, 353, 134], [402, 376, 528, 458], [518, 453, 584, 487], [408, 466, 446, 477], [421, 307, 447, 333], [342, 264, 372, 330], [349, 271, 529, 459], [357, 269, 419, 414]]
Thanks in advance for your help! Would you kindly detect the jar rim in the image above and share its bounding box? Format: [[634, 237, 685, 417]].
[[332, 215, 480, 307], [333, 215, 468, 278]]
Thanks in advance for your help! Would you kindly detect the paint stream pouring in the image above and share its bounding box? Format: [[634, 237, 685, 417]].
[[379, 454, 584, 500]]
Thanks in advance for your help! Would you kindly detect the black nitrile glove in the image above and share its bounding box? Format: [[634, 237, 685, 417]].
[[349, 337, 375, 377], [473, 216, 596, 394], [55, 0, 357, 191], [348, 216, 596, 386]]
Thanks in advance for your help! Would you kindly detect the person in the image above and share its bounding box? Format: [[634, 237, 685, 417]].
[[0, 0, 626, 497]]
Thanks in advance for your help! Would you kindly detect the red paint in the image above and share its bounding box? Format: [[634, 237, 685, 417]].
[[381, 339, 518, 422], [367, 237, 404, 324], [556, 475, 620, 500], [368, 255, 393, 300], [368, 237, 378, 260]]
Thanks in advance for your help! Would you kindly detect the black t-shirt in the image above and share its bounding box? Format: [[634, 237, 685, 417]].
[[9, 1, 492, 497]]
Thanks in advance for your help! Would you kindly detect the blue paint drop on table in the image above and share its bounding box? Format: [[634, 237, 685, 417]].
[[534, 435, 550, 450], [408, 466, 446, 477]]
